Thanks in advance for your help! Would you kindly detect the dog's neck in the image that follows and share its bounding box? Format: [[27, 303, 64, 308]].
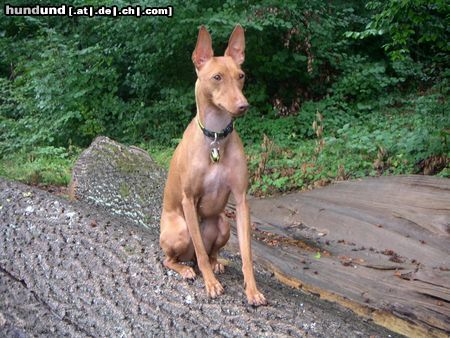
[[197, 106, 231, 133], [195, 82, 232, 135]]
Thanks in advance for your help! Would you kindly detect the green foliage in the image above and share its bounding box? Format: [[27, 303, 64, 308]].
[[247, 90, 449, 196], [141, 141, 175, 170], [345, 1, 448, 64], [0, 0, 448, 193], [0, 145, 80, 186], [0, 0, 376, 150], [332, 56, 401, 102]]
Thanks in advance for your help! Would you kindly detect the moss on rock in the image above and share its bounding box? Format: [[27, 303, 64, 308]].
[[69, 136, 166, 229]]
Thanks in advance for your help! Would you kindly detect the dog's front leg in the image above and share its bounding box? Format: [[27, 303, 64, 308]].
[[181, 196, 224, 298], [235, 195, 267, 306]]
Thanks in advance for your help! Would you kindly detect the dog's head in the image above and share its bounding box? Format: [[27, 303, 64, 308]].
[[192, 25, 249, 118]]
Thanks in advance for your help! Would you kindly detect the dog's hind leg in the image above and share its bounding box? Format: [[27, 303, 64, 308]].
[[160, 211, 196, 279]]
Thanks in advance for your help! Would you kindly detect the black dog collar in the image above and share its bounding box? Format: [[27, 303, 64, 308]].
[[196, 117, 234, 140]]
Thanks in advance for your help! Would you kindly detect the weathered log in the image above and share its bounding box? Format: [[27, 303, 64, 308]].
[[236, 176, 450, 338], [64, 137, 449, 337], [69, 136, 166, 229], [0, 178, 397, 337], [65, 136, 449, 336]]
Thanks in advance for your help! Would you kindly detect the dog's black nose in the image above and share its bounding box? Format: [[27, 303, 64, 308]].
[[238, 104, 249, 113]]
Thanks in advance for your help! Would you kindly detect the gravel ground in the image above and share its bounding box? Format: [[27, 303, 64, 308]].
[[0, 178, 400, 337]]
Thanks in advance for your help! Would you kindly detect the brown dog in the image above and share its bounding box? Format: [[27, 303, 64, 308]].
[[160, 25, 266, 306]]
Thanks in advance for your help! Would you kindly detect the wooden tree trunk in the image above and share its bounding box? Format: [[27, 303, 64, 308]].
[[0, 178, 396, 337], [5, 136, 444, 336], [231, 176, 450, 337]]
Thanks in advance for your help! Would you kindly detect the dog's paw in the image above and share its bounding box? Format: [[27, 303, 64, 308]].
[[210, 260, 225, 274], [205, 278, 224, 298], [180, 266, 196, 280], [246, 288, 267, 306]]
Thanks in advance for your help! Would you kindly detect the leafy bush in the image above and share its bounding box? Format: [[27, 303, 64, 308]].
[[247, 90, 449, 196], [332, 56, 401, 102], [346, 0, 448, 63], [0, 0, 447, 192], [0, 0, 377, 150]]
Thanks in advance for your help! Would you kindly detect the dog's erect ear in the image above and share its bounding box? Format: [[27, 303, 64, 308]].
[[192, 26, 214, 70], [225, 24, 245, 65]]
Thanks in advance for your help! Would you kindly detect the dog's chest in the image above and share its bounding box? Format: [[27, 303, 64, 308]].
[[202, 164, 230, 194], [198, 165, 230, 217]]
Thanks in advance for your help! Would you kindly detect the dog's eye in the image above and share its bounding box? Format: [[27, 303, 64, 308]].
[[239, 73, 245, 80], [213, 74, 222, 81]]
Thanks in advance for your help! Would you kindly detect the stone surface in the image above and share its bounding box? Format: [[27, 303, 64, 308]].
[[69, 136, 166, 229]]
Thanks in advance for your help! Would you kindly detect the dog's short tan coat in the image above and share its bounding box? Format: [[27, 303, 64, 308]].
[[160, 25, 266, 306]]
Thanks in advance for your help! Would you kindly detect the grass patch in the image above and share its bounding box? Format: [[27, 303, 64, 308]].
[[141, 141, 175, 170], [0, 146, 80, 186]]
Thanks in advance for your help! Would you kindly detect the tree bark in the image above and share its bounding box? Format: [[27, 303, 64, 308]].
[[0, 172, 396, 337]]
